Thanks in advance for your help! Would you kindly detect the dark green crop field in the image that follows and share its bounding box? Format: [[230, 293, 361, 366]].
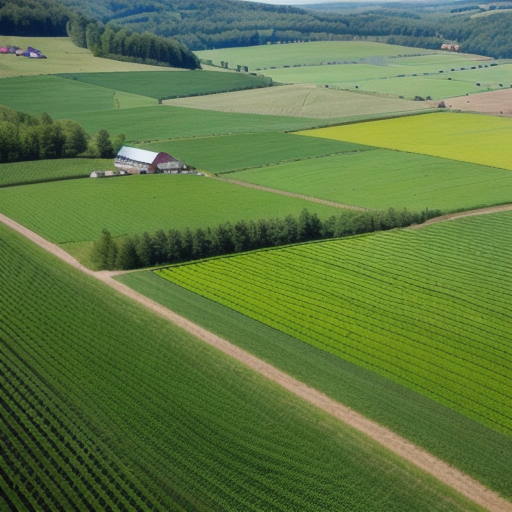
[[57, 70, 272, 99], [0, 159, 115, 187], [1, 223, 486, 512], [138, 132, 372, 174], [230, 149, 512, 211], [156, 212, 512, 438], [71, 105, 337, 141], [0, 174, 342, 243]]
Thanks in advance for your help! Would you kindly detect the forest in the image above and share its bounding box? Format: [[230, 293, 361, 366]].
[[1, 0, 511, 59], [0, 106, 120, 163]]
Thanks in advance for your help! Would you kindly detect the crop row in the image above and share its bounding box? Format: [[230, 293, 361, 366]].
[[1, 222, 487, 511], [157, 212, 512, 434]]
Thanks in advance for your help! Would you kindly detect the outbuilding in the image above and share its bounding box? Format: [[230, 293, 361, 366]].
[[114, 146, 186, 174]]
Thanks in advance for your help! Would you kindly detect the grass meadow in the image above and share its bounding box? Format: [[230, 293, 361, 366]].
[[230, 149, 512, 211], [155, 212, 512, 438], [196, 41, 443, 70], [0, 36, 173, 78], [165, 84, 433, 118], [0, 158, 115, 187], [3, 223, 486, 512], [57, 70, 271, 99], [297, 112, 512, 170], [137, 132, 372, 173], [0, 174, 343, 243]]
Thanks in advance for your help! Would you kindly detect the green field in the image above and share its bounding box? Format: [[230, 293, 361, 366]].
[[297, 112, 512, 170], [197, 41, 444, 70], [138, 132, 372, 173], [0, 36, 174, 78], [119, 262, 512, 501], [229, 149, 512, 211], [69, 105, 339, 141], [3, 223, 487, 512], [0, 158, 115, 187], [0, 75, 155, 118], [156, 212, 512, 437], [57, 70, 271, 99], [0, 174, 342, 243], [265, 64, 509, 100]]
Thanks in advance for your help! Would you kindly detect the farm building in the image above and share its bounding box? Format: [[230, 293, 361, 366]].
[[114, 146, 186, 174]]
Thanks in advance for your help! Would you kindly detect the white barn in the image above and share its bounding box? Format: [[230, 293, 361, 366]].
[[114, 146, 186, 174]]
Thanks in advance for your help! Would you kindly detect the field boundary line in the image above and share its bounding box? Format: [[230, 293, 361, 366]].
[[409, 203, 512, 229], [214, 177, 374, 211], [1, 211, 511, 512]]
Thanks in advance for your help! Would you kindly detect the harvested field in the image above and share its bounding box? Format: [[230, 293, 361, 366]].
[[165, 84, 432, 118], [446, 89, 512, 116]]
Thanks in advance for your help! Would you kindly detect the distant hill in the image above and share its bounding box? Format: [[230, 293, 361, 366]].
[[54, 0, 512, 58]]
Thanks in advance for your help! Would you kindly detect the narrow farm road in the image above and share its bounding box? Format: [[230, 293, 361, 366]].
[[2, 210, 512, 512], [215, 176, 373, 211]]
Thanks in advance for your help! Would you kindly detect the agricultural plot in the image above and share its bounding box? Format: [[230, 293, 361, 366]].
[[165, 83, 433, 118], [196, 41, 440, 70], [442, 63, 512, 85], [69, 105, 337, 141], [445, 88, 512, 116], [57, 70, 271, 99], [120, 267, 512, 502], [1, 223, 487, 512], [137, 132, 372, 173], [0, 158, 115, 187], [230, 149, 512, 211], [0, 36, 173, 78], [296, 112, 512, 170], [0, 75, 155, 118], [0, 174, 342, 243], [156, 212, 512, 437]]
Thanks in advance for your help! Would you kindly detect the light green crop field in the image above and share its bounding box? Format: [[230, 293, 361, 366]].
[[0, 174, 342, 243], [119, 262, 512, 501], [69, 105, 340, 141], [0, 75, 155, 118], [0, 158, 115, 187], [156, 212, 512, 437], [57, 70, 270, 99], [0, 36, 173, 78], [196, 41, 441, 70], [230, 149, 512, 211], [165, 83, 433, 118], [389, 54, 491, 68], [3, 224, 486, 512], [138, 132, 372, 173], [297, 112, 512, 170]]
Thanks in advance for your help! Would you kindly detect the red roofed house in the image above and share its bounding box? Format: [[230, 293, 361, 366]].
[[114, 146, 186, 174]]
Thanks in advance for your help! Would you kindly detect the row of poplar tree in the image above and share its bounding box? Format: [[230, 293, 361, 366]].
[[92, 207, 441, 270]]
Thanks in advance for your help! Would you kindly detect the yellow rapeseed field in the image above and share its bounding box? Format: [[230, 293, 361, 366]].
[[296, 112, 512, 171]]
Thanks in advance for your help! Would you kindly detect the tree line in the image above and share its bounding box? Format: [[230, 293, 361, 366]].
[[92, 207, 441, 270], [0, 106, 123, 163], [66, 15, 200, 69]]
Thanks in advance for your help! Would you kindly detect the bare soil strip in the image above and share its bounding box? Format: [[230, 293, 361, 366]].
[[216, 177, 373, 211], [409, 203, 512, 229], [2, 211, 512, 512]]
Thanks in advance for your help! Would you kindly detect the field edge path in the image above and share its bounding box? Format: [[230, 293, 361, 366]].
[[1, 211, 511, 512]]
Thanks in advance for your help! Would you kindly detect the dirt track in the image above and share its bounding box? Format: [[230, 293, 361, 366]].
[[2, 210, 511, 512]]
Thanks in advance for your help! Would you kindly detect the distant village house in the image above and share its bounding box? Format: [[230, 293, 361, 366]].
[[114, 146, 187, 174]]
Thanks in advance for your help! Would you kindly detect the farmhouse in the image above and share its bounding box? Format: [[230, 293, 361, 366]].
[[114, 146, 186, 174]]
